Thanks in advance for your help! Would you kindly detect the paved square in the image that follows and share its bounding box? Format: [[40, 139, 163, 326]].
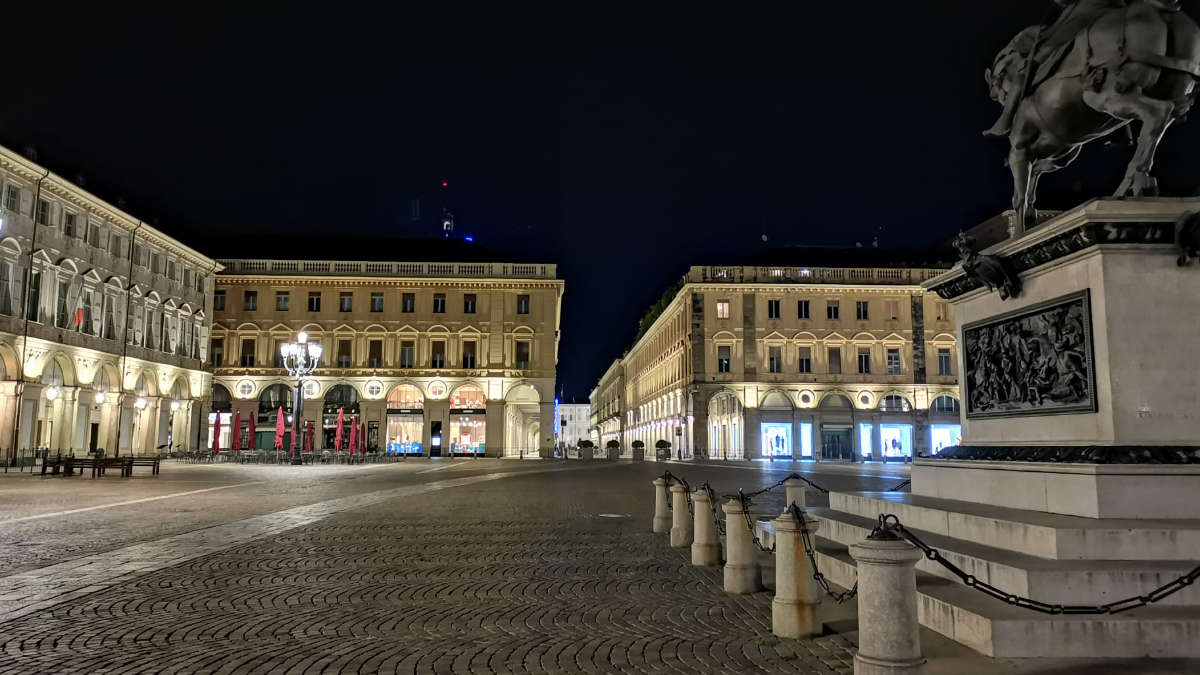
[[0, 460, 885, 673]]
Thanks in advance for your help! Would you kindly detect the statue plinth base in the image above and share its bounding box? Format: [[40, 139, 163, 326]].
[[922, 197, 1200, 518]]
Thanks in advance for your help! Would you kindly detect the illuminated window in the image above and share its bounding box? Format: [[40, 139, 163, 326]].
[[716, 300, 729, 319], [717, 345, 731, 373]]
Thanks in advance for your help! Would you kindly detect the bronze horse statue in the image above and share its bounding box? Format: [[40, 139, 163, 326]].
[[987, 1, 1200, 232]]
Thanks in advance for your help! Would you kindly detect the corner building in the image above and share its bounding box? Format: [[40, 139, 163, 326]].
[[211, 259, 562, 457], [592, 262, 963, 461], [0, 145, 217, 458]]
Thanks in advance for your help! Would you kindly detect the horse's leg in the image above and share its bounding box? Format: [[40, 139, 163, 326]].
[[1009, 145, 1035, 234], [1084, 68, 1174, 197]]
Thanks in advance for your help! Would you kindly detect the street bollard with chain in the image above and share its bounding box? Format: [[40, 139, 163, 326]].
[[784, 477, 807, 510], [772, 507, 820, 638], [669, 482, 692, 548], [691, 488, 719, 566], [652, 477, 671, 534], [722, 498, 762, 593], [849, 525, 924, 675]]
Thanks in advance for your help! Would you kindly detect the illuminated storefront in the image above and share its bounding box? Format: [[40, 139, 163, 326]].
[[449, 384, 486, 456], [879, 423, 913, 459], [858, 422, 873, 458], [386, 384, 424, 455], [760, 422, 793, 458], [930, 424, 961, 455]]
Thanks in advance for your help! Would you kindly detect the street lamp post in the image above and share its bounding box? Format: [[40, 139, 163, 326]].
[[133, 396, 147, 456], [280, 331, 322, 466]]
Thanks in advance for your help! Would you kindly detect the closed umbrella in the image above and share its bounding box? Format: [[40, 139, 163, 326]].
[[305, 421, 314, 452], [335, 407, 345, 452], [231, 412, 241, 454], [274, 406, 285, 450], [212, 412, 221, 455], [348, 416, 358, 454], [247, 414, 257, 452]]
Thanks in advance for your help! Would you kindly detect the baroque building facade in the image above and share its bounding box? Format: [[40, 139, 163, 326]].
[[0, 145, 217, 459], [211, 259, 562, 457], [591, 263, 962, 461]]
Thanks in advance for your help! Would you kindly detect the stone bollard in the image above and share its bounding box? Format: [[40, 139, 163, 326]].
[[691, 490, 719, 566], [849, 531, 925, 675], [772, 509, 820, 638], [722, 498, 761, 593], [784, 477, 807, 510], [669, 483, 693, 548], [652, 478, 671, 533]]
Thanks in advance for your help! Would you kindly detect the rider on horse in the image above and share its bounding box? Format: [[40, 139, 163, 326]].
[[984, 0, 1129, 137]]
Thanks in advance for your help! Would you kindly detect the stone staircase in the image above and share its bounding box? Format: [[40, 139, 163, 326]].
[[809, 491, 1200, 658]]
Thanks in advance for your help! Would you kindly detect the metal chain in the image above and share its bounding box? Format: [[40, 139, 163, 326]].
[[729, 473, 831, 503], [662, 471, 694, 515], [887, 478, 911, 492], [877, 514, 1200, 615], [732, 490, 775, 554], [788, 503, 859, 603]]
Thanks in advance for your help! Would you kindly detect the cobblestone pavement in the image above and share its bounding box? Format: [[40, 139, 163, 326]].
[[0, 460, 899, 674]]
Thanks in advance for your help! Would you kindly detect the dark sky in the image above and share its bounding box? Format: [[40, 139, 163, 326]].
[[4, 2, 1200, 400]]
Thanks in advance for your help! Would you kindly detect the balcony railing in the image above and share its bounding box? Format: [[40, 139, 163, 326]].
[[687, 266, 946, 286], [218, 259, 558, 279]]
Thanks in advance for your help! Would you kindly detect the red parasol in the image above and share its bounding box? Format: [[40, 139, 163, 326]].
[[212, 412, 221, 454], [335, 407, 345, 452], [348, 415, 358, 454], [231, 411, 241, 454], [274, 406, 285, 450], [305, 421, 314, 452], [247, 414, 256, 451]]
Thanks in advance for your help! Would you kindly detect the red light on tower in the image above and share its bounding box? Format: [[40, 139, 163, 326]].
[[441, 180, 448, 188]]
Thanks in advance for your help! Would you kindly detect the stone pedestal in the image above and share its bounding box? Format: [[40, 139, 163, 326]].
[[651, 478, 670, 534], [784, 478, 807, 510], [722, 498, 761, 594], [850, 535, 924, 675], [669, 483, 692, 548], [920, 198, 1200, 518], [771, 510, 819, 639], [691, 489, 719, 566]]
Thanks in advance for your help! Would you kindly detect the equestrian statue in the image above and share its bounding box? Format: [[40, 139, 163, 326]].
[[985, 0, 1200, 233]]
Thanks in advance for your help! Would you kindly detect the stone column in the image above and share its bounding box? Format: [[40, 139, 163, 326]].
[[772, 509, 820, 638], [485, 399, 505, 457], [669, 483, 692, 548], [784, 477, 807, 510], [72, 388, 91, 452], [722, 498, 761, 593], [870, 414, 882, 462], [849, 533, 924, 675], [743, 407, 761, 460], [691, 489, 719, 566], [652, 478, 671, 533], [538, 400, 554, 458]]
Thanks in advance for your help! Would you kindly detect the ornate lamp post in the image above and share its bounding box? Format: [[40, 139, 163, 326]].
[[280, 331, 322, 465]]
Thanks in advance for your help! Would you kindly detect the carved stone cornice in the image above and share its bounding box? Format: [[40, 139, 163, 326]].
[[930, 220, 1176, 300]]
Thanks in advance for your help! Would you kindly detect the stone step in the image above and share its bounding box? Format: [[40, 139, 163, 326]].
[[830, 491, 1200, 561], [809, 507, 1200, 607], [814, 542, 1200, 658]]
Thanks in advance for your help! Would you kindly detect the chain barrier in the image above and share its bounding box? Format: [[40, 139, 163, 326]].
[[887, 478, 911, 492], [787, 502, 860, 603], [738, 472, 830, 500], [661, 471, 694, 516], [731, 490, 776, 554], [877, 514, 1200, 615]]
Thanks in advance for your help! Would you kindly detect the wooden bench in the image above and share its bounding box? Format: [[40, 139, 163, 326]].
[[125, 457, 160, 476]]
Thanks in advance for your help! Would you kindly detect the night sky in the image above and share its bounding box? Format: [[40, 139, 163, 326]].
[[3, 2, 1199, 400]]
